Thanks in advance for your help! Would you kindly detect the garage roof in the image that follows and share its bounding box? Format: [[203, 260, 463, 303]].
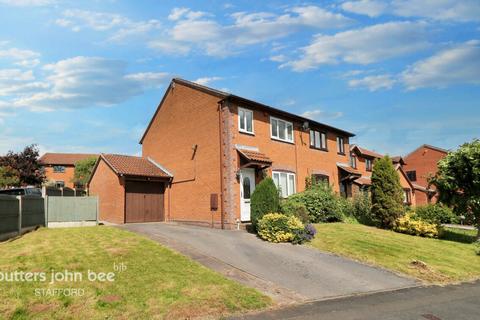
[[101, 154, 172, 179]]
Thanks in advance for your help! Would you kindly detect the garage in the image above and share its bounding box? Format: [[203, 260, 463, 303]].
[[88, 154, 172, 224], [125, 181, 165, 223]]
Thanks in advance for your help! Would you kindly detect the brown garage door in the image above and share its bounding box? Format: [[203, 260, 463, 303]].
[[125, 181, 165, 223]]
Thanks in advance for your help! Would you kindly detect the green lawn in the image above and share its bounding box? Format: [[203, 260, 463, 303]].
[[0, 227, 270, 320], [310, 223, 480, 284]]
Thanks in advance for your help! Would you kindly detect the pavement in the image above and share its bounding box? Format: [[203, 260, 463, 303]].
[[229, 281, 480, 320], [121, 222, 418, 304]]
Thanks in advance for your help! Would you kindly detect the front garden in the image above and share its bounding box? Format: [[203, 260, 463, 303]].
[[250, 139, 480, 284], [0, 227, 270, 319]]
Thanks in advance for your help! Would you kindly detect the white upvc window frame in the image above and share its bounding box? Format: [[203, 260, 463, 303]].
[[270, 116, 294, 143], [272, 171, 296, 198], [238, 107, 254, 134]]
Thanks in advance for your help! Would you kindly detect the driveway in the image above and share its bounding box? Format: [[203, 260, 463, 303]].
[[121, 223, 417, 303]]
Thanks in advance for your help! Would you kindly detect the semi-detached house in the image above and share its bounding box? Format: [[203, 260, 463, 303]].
[[138, 78, 356, 229]]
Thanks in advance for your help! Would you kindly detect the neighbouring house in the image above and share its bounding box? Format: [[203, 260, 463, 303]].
[[39, 153, 98, 189], [403, 144, 448, 205], [88, 154, 172, 224], [140, 78, 355, 229], [348, 145, 415, 206]]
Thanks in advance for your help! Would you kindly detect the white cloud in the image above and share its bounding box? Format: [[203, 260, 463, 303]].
[[151, 6, 351, 57], [402, 40, 480, 90], [193, 76, 223, 86], [8, 56, 169, 111], [283, 21, 429, 71], [269, 54, 287, 62], [341, 0, 480, 22], [147, 39, 191, 55], [301, 109, 344, 121], [348, 74, 396, 91], [0, 0, 54, 6], [55, 9, 161, 42], [341, 0, 388, 17], [0, 45, 40, 61]]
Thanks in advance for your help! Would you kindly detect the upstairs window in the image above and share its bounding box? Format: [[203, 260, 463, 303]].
[[337, 136, 345, 154], [310, 130, 327, 150], [238, 107, 254, 134], [271, 117, 294, 143], [272, 171, 296, 197], [366, 158, 373, 171], [53, 166, 65, 173], [406, 170, 417, 182], [350, 154, 357, 168]]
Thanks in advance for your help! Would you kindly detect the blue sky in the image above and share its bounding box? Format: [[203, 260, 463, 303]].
[[0, 0, 479, 157]]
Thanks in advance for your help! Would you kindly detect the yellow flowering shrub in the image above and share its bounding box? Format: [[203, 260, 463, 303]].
[[394, 212, 442, 238], [257, 213, 304, 243]]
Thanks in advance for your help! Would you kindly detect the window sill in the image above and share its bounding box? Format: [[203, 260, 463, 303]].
[[271, 137, 295, 145], [337, 152, 346, 156], [239, 130, 255, 136], [310, 146, 328, 152]]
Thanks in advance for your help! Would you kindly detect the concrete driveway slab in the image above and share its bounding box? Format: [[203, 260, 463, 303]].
[[121, 223, 418, 302]]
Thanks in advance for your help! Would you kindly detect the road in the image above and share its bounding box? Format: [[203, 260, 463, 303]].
[[230, 281, 480, 320]]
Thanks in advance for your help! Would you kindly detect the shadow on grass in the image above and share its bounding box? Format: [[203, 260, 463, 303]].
[[440, 228, 477, 244]]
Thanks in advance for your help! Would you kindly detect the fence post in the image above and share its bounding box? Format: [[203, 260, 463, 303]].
[[44, 195, 48, 228], [17, 196, 22, 236]]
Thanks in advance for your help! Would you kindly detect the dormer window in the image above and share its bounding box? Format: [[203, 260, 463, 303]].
[[350, 153, 357, 168], [366, 158, 373, 171], [238, 107, 254, 134]]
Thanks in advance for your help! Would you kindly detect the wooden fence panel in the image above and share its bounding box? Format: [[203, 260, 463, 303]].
[[47, 197, 98, 222], [21, 196, 45, 228], [0, 195, 19, 234]]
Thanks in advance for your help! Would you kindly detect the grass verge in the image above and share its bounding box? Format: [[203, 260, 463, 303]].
[[310, 223, 480, 284], [0, 226, 270, 319]]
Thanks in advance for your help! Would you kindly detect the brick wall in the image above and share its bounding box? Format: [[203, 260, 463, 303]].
[[142, 83, 224, 227], [89, 159, 125, 224], [43, 166, 76, 188], [403, 146, 447, 190]]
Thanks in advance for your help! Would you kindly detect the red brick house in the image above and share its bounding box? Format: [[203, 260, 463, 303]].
[[403, 144, 448, 205], [348, 145, 415, 206], [39, 153, 98, 188], [88, 154, 172, 224], [140, 78, 355, 228]]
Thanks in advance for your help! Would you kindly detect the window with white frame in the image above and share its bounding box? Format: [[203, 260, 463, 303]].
[[238, 107, 254, 134], [270, 117, 294, 143], [350, 153, 357, 168], [366, 158, 373, 171], [309, 130, 327, 150], [272, 171, 296, 197]]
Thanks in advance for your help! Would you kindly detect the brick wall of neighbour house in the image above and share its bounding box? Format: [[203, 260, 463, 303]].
[[88, 159, 125, 224], [403, 147, 447, 206], [229, 103, 351, 221], [43, 165, 76, 188], [142, 83, 224, 227]]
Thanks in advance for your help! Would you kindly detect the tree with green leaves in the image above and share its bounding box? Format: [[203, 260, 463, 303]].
[[431, 139, 480, 239], [371, 155, 405, 229], [251, 177, 280, 229], [0, 166, 20, 188], [72, 156, 98, 188], [0, 144, 45, 186]]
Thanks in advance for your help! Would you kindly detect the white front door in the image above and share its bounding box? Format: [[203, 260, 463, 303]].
[[240, 168, 255, 222]]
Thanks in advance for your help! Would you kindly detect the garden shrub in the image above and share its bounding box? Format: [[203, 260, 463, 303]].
[[280, 199, 310, 223], [251, 178, 280, 229], [257, 213, 304, 243], [394, 213, 441, 238], [292, 223, 317, 244], [351, 193, 376, 226], [288, 182, 344, 223], [371, 156, 405, 229], [414, 204, 458, 225]]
